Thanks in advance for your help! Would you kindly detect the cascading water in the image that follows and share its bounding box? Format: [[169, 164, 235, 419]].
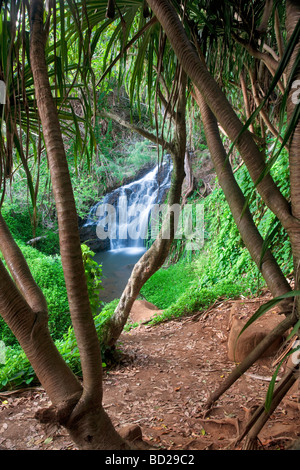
[[84, 160, 173, 252], [83, 160, 173, 303]]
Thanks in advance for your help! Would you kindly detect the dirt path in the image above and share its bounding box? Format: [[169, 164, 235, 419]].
[[0, 292, 299, 451]]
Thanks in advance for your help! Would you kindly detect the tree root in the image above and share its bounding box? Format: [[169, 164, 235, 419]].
[[34, 391, 83, 426]]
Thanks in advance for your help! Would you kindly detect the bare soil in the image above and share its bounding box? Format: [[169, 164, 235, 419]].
[[0, 291, 299, 451]]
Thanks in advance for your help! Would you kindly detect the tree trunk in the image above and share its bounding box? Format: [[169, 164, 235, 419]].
[[19, 0, 129, 449], [146, 0, 294, 234], [103, 70, 187, 347], [285, 0, 300, 318], [248, 67, 287, 149], [240, 71, 254, 134], [182, 151, 195, 206], [194, 87, 291, 302]]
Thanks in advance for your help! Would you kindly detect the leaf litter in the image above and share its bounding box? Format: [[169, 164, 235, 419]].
[[0, 291, 299, 450]]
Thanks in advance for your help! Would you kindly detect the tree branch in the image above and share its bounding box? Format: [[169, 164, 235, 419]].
[[232, 32, 286, 94], [240, 70, 254, 134], [257, 0, 273, 34], [147, 0, 293, 233], [101, 109, 175, 153], [248, 68, 288, 150]]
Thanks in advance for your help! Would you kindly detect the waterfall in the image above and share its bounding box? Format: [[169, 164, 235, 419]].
[[83, 161, 173, 251]]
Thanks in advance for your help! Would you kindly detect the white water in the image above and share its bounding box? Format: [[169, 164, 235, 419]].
[[85, 161, 173, 302], [84, 161, 173, 251]]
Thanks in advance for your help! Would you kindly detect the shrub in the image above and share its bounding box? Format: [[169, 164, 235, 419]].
[[140, 260, 195, 309], [148, 279, 249, 325], [0, 299, 119, 391], [0, 244, 70, 346]]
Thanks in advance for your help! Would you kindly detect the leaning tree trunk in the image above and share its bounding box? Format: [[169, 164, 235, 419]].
[[194, 86, 291, 302], [286, 0, 300, 318], [182, 151, 195, 206], [26, 0, 128, 450], [146, 0, 296, 236], [103, 70, 187, 347], [0, 215, 83, 404], [193, 86, 296, 411]]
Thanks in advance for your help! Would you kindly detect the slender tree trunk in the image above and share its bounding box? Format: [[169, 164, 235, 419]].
[[101, 109, 174, 152], [286, 0, 300, 318], [0, 226, 82, 404], [194, 87, 291, 302], [248, 67, 287, 149], [146, 0, 295, 233], [182, 151, 195, 206], [28, 0, 127, 449], [103, 71, 187, 347], [240, 71, 254, 134], [275, 8, 285, 60], [30, 0, 102, 398]]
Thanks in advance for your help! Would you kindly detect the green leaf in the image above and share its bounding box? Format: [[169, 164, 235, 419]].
[[237, 290, 300, 340], [265, 360, 282, 412], [287, 319, 300, 341], [43, 437, 53, 445], [265, 343, 300, 412]]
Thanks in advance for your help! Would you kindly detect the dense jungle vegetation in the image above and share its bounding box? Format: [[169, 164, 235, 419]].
[[0, 0, 299, 451], [0, 88, 292, 391]]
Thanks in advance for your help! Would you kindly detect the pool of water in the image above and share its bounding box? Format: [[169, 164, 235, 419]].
[[94, 247, 147, 303]]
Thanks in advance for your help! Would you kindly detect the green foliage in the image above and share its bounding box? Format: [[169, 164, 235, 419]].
[[81, 244, 104, 315], [148, 279, 247, 325], [0, 299, 119, 391], [141, 248, 253, 326], [125, 140, 157, 169], [0, 242, 70, 346], [1, 202, 60, 256], [0, 347, 37, 390], [140, 260, 196, 309], [1, 205, 37, 245], [141, 148, 293, 326], [34, 231, 60, 256]]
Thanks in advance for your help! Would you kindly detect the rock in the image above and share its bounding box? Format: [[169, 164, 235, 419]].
[[79, 224, 110, 251], [129, 300, 161, 324], [118, 424, 143, 442], [227, 311, 284, 363]]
